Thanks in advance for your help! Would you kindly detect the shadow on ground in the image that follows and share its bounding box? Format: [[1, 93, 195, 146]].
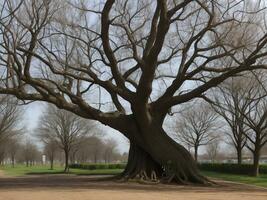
[[0, 174, 267, 194]]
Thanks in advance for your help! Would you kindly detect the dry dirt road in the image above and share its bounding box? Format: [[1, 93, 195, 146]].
[[0, 171, 267, 200]]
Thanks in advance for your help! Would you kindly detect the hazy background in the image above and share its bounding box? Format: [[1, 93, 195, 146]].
[[23, 102, 129, 154]]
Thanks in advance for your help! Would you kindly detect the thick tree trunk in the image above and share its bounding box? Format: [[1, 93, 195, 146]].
[[50, 155, 54, 170], [237, 145, 242, 165], [144, 127, 208, 184], [120, 141, 163, 181], [119, 120, 209, 184], [252, 150, 260, 177], [107, 112, 210, 184], [11, 156, 15, 168], [194, 146, 198, 162], [64, 149, 69, 172]]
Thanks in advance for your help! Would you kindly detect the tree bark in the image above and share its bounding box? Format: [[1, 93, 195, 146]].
[[50, 154, 54, 170], [252, 149, 260, 176], [64, 149, 69, 172], [237, 145, 242, 166], [119, 117, 209, 184], [11, 155, 15, 168], [194, 146, 198, 162], [120, 141, 163, 181]]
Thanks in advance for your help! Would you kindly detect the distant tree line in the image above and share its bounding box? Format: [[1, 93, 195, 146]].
[[0, 102, 128, 169]]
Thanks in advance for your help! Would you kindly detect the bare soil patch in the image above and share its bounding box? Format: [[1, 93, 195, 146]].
[[0, 174, 266, 200]]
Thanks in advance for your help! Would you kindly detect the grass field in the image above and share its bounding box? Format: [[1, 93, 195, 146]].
[[0, 164, 123, 177], [202, 171, 267, 188]]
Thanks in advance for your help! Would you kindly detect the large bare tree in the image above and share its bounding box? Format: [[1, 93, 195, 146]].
[[37, 105, 96, 172], [43, 139, 59, 170], [209, 77, 251, 165], [210, 73, 267, 176], [240, 85, 267, 176], [174, 102, 218, 162], [1, 0, 267, 183]]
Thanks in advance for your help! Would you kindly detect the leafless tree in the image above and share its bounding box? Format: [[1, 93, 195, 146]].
[[7, 137, 21, 167], [0, 95, 22, 165], [43, 139, 59, 170], [209, 73, 267, 175], [206, 138, 221, 163], [1, 0, 267, 183], [0, 141, 7, 164], [73, 136, 124, 163], [209, 77, 253, 165], [75, 136, 105, 163], [174, 102, 218, 162], [0, 95, 22, 145], [21, 139, 40, 167], [240, 88, 267, 176], [37, 105, 96, 172], [103, 138, 118, 163]]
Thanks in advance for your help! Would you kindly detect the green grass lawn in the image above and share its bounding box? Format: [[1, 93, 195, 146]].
[[0, 164, 123, 177], [201, 171, 267, 188]]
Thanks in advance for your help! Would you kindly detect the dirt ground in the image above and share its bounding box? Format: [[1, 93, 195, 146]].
[[0, 170, 267, 200]]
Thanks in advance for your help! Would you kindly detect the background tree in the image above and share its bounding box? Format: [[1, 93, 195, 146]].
[[75, 136, 105, 163], [209, 77, 253, 165], [103, 139, 118, 163], [21, 140, 40, 167], [7, 137, 21, 167], [206, 138, 221, 163], [1, 0, 267, 183], [0, 141, 8, 165], [0, 95, 22, 165], [37, 105, 97, 172], [174, 102, 218, 162], [241, 90, 267, 176], [43, 139, 59, 170], [0, 95, 22, 144]]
